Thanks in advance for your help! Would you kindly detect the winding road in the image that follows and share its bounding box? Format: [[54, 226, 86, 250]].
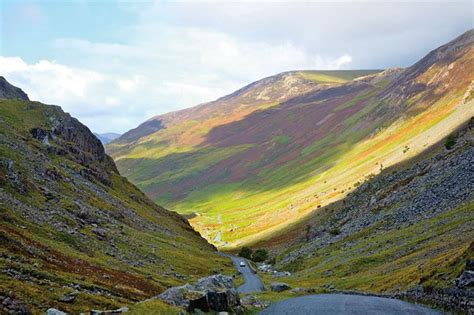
[[229, 256, 265, 293], [228, 255, 443, 314], [259, 294, 443, 315]]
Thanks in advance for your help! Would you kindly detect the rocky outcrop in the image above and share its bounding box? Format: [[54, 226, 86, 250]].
[[0, 289, 31, 315], [28, 110, 118, 186], [0, 76, 29, 100], [157, 274, 241, 312]]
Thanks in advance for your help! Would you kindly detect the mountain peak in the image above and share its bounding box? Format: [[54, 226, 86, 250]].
[[0, 77, 29, 101]]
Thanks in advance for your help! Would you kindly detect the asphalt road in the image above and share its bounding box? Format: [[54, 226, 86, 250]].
[[229, 256, 265, 293], [259, 294, 443, 315]]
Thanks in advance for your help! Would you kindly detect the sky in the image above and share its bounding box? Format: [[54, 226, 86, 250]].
[[0, 0, 472, 134]]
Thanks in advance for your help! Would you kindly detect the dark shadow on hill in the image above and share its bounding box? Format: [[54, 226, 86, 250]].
[[116, 79, 408, 203]]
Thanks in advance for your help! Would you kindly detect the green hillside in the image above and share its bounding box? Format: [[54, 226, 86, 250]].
[[108, 30, 474, 249], [0, 97, 234, 313]]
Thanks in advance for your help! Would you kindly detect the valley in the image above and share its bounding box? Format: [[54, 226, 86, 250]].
[[1, 25, 473, 315]]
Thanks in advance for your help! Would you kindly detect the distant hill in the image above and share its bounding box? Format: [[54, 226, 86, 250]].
[[94, 132, 121, 144], [0, 79, 233, 313], [107, 30, 474, 248]]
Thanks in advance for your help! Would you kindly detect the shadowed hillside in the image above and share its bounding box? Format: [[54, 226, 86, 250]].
[[108, 30, 474, 248]]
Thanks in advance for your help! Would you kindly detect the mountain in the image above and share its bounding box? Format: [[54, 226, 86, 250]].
[[94, 132, 122, 144], [0, 79, 233, 313], [108, 30, 474, 248]]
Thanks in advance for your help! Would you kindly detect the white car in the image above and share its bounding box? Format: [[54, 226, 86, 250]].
[[239, 261, 246, 267]]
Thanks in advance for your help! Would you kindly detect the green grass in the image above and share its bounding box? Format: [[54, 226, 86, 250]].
[[272, 135, 290, 145], [299, 70, 382, 84], [128, 299, 182, 314], [274, 202, 473, 293]]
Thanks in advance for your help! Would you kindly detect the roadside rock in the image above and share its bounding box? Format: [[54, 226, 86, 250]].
[[157, 274, 240, 312], [271, 282, 291, 292], [195, 274, 234, 291], [241, 295, 270, 308], [188, 289, 240, 312], [157, 284, 200, 308], [46, 308, 67, 315]]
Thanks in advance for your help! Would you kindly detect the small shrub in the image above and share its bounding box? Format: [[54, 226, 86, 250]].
[[238, 247, 252, 259], [252, 249, 268, 262], [329, 227, 341, 236], [445, 133, 458, 150]]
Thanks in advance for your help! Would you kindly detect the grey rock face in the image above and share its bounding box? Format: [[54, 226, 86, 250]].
[[157, 284, 197, 308], [195, 274, 235, 291], [157, 274, 240, 312]]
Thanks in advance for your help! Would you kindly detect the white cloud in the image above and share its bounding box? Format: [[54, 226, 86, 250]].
[[2, 1, 470, 134], [1, 25, 352, 133], [0, 56, 105, 102], [0, 56, 143, 132]]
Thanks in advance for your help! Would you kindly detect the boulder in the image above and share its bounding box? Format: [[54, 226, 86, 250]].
[[195, 274, 234, 291], [157, 274, 240, 312], [188, 289, 239, 313], [271, 282, 291, 292], [92, 227, 107, 240], [58, 292, 78, 303], [46, 309, 67, 315], [157, 284, 199, 308]]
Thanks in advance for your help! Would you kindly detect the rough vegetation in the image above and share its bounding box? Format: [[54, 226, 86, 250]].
[[0, 90, 234, 313], [107, 30, 474, 249], [258, 121, 474, 313]]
